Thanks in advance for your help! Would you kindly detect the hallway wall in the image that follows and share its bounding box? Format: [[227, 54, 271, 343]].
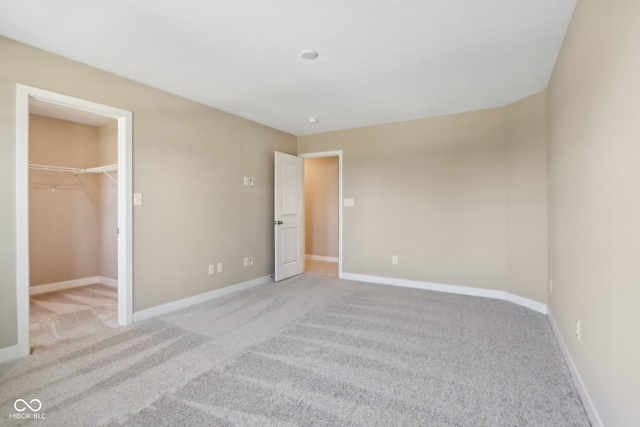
[[304, 157, 339, 259]]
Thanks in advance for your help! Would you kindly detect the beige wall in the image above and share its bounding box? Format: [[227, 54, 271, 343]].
[[304, 157, 339, 258], [299, 108, 510, 290], [547, 1, 640, 425], [505, 92, 548, 303], [298, 95, 547, 299], [29, 115, 119, 285], [98, 120, 118, 280], [29, 115, 101, 286], [0, 36, 296, 349]]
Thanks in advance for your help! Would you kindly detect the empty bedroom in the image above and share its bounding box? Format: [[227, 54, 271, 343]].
[[1, 1, 638, 426]]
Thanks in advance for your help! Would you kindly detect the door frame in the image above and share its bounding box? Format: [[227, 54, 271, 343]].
[[14, 84, 133, 359], [298, 150, 343, 277]]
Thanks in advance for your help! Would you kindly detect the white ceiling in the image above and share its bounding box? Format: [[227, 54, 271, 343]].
[[1, 0, 576, 136]]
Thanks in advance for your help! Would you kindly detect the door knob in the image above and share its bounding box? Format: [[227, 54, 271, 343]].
[[274, 220, 283, 225]]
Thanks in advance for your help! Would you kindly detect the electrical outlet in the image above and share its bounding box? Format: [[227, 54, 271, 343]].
[[549, 279, 553, 293], [217, 262, 223, 273], [392, 255, 398, 265], [208, 265, 216, 275], [575, 319, 581, 341]]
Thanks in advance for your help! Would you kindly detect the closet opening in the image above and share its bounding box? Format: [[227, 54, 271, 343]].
[[15, 85, 133, 359], [28, 102, 119, 349]]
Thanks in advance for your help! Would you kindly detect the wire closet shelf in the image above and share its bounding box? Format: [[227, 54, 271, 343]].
[[29, 163, 118, 184]]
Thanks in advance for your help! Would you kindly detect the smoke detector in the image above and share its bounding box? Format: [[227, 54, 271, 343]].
[[301, 50, 318, 60]]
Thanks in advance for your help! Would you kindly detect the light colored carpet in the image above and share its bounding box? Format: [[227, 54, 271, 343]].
[[1, 271, 590, 426], [29, 284, 118, 351]]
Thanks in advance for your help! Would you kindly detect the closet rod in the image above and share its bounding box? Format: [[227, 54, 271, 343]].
[[29, 164, 83, 174], [28, 163, 119, 183]]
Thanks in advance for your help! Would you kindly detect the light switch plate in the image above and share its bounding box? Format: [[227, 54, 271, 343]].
[[344, 198, 354, 207], [133, 193, 143, 206]]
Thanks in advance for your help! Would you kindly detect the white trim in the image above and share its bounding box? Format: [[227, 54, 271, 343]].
[[305, 254, 339, 263], [30, 277, 101, 295], [13, 84, 133, 361], [0, 344, 26, 364], [340, 272, 548, 314], [14, 85, 30, 360], [114, 98, 133, 326], [100, 276, 119, 288], [341, 272, 503, 299], [548, 310, 603, 427], [133, 275, 273, 323], [505, 292, 548, 314], [298, 151, 343, 277], [29, 276, 118, 295]]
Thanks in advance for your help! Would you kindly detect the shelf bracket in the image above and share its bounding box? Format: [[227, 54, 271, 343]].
[[103, 171, 118, 184]]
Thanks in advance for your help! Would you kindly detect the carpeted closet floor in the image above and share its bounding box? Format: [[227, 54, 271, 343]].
[[30, 284, 118, 351]]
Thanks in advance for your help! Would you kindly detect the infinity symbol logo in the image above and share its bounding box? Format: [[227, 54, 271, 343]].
[[14, 399, 42, 412]]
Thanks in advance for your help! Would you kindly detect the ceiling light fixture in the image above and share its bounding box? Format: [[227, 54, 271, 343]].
[[300, 50, 318, 60], [308, 117, 318, 123]]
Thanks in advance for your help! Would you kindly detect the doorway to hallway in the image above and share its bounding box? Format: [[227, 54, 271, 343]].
[[299, 151, 343, 278]]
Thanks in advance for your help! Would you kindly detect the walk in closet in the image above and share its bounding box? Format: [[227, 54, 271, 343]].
[[28, 113, 118, 293]]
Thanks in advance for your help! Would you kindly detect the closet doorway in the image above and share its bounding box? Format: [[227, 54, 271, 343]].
[[15, 85, 132, 358], [299, 151, 343, 278]]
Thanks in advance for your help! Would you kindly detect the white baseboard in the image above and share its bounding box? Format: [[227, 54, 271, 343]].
[[505, 292, 548, 314], [0, 342, 29, 364], [30, 276, 100, 295], [29, 276, 118, 294], [133, 275, 273, 323], [99, 276, 118, 288], [548, 310, 603, 427], [339, 272, 548, 315], [305, 254, 339, 263]]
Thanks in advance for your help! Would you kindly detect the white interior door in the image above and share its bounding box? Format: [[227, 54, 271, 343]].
[[274, 152, 304, 281]]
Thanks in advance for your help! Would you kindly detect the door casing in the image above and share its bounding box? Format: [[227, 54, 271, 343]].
[[12, 84, 133, 361]]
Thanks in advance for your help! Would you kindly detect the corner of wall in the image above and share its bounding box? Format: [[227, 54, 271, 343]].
[[504, 91, 549, 306]]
